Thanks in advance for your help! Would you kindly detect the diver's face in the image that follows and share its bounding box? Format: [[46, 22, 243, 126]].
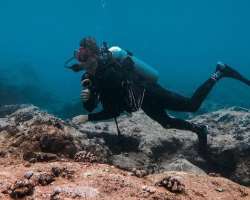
[[82, 57, 98, 74], [75, 47, 89, 62]]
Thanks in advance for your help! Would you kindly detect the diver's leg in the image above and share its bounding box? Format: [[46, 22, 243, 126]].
[[216, 62, 250, 86], [179, 62, 250, 111], [154, 62, 250, 112], [151, 77, 217, 112], [141, 102, 208, 154]]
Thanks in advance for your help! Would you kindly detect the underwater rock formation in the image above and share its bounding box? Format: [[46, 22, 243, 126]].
[[77, 107, 250, 186], [0, 104, 249, 199], [0, 161, 249, 200], [0, 104, 110, 162]]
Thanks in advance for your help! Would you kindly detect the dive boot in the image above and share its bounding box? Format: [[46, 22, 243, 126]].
[[216, 62, 250, 86], [194, 124, 208, 155]]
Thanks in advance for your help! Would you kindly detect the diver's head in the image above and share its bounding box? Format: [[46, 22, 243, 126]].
[[80, 37, 99, 54], [72, 37, 99, 74], [74, 37, 99, 62]]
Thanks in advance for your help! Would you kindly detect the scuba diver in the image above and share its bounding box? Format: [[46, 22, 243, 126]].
[[68, 36, 250, 154]]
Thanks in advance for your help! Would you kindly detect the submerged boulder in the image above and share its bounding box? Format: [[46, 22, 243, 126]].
[[0, 104, 249, 186], [77, 107, 250, 186], [192, 107, 250, 185], [0, 105, 110, 161]]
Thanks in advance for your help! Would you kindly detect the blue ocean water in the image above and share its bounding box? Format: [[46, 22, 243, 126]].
[[0, 0, 250, 118]]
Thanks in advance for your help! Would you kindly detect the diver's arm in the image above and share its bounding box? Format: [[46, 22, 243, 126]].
[[83, 91, 98, 112], [72, 109, 119, 124], [81, 73, 99, 112]]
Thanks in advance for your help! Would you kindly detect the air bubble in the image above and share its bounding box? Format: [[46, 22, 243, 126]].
[[101, 0, 106, 8]]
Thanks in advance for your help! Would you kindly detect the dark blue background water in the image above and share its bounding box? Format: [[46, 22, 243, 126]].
[[0, 0, 250, 118]]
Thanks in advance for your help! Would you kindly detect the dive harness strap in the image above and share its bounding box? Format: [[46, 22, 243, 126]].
[[114, 85, 145, 137], [114, 117, 121, 136]]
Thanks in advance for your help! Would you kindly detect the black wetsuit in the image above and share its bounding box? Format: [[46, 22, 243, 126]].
[[82, 58, 216, 134]]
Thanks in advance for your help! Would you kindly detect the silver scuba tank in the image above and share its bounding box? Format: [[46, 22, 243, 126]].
[[109, 46, 159, 83]]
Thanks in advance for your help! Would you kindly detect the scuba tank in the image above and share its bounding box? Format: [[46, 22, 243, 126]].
[[108, 46, 159, 83]]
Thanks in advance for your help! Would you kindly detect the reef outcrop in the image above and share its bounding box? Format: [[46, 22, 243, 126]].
[[0, 104, 249, 199]]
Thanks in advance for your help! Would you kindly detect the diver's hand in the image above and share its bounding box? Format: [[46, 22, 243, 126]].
[[72, 115, 89, 125], [80, 89, 90, 102], [81, 79, 92, 88]]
